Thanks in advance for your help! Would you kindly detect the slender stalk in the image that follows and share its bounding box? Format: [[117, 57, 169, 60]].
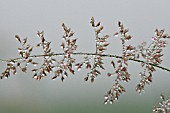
[[0, 52, 170, 72]]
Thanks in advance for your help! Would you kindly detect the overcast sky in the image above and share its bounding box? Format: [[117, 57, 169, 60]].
[[0, 0, 170, 113]]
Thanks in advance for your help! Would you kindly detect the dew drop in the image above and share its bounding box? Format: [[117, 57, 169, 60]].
[[9, 61, 15, 65], [104, 101, 108, 104], [33, 76, 38, 79], [104, 96, 108, 100], [115, 34, 119, 37], [77, 68, 81, 71]]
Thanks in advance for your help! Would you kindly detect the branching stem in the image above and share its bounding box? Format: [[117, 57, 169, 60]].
[[0, 52, 169, 72]]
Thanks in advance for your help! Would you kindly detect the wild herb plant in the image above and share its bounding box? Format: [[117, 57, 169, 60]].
[[153, 94, 170, 113], [0, 17, 170, 112]]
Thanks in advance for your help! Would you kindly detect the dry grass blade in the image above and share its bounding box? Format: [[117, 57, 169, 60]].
[[0, 17, 170, 109]]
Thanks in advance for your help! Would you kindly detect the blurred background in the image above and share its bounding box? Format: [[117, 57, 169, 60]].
[[0, 0, 170, 113]]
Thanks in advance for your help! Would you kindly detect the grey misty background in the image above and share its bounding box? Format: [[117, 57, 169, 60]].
[[0, 0, 170, 113]]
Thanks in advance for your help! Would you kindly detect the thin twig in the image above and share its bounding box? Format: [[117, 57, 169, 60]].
[[0, 52, 170, 72]]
